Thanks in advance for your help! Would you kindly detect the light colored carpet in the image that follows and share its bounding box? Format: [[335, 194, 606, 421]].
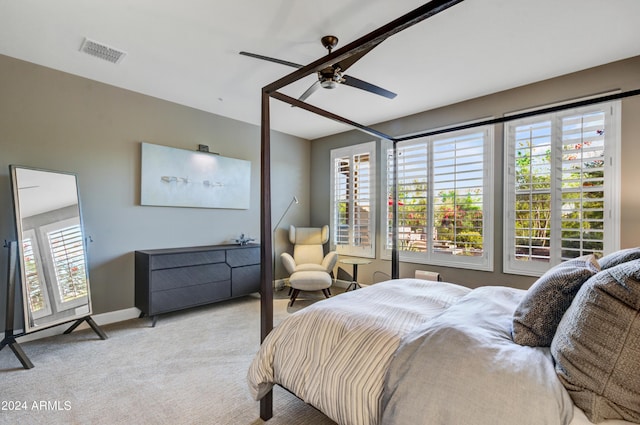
[[0, 288, 340, 425]]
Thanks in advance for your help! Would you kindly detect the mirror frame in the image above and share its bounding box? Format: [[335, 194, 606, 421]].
[[9, 165, 93, 334]]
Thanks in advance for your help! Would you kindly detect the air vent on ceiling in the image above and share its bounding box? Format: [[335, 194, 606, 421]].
[[79, 38, 127, 64]]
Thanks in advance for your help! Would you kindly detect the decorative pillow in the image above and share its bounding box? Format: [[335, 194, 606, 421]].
[[551, 259, 640, 423], [598, 247, 640, 270], [512, 255, 600, 347]]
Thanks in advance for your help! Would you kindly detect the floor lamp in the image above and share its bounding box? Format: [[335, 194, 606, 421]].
[[273, 196, 299, 289]]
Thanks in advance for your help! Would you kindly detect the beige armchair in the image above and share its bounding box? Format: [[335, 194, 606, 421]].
[[281, 225, 338, 306]]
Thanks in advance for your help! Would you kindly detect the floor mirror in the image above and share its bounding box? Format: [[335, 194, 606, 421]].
[[1, 165, 106, 369]]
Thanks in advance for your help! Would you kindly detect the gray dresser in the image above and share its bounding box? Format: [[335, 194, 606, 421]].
[[135, 244, 260, 325]]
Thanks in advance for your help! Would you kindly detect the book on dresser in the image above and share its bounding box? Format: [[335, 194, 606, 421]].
[[135, 244, 260, 326]]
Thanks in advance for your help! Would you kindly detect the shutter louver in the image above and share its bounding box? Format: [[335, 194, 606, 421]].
[[48, 225, 88, 302]]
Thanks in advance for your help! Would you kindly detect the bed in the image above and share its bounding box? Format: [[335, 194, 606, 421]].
[[248, 252, 640, 425], [253, 1, 640, 423]]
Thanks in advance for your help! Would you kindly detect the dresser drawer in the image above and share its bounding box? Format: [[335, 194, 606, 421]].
[[151, 263, 230, 291], [150, 250, 225, 270], [150, 281, 231, 314], [226, 246, 260, 267], [231, 264, 260, 296]]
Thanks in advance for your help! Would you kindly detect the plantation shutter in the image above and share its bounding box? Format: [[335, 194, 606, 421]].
[[334, 157, 350, 246], [559, 111, 606, 259], [505, 101, 617, 276], [512, 119, 553, 263], [23, 236, 47, 314], [330, 142, 376, 257], [383, 126, 492, 271], [48, 224, 88, 302], [388, 141, 428, 252], [432, 132, 485, 255]]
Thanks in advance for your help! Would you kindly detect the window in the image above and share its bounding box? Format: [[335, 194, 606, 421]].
[[504, 100, 620, 276], [383, 126, 494, 270], [330, 141, 376, 258], [22, 229, 51, 319], [47, 224, 88, 304], [40, 217, 89, 310]]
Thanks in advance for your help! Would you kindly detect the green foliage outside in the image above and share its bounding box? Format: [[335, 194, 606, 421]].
[[514, 138, 605, 261], [389, 181, 484, 255]]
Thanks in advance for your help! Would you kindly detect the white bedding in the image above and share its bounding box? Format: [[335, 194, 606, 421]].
[[247, 278, 471, 425], [382, 286, 575, 425], [247, 279, 637, 425]]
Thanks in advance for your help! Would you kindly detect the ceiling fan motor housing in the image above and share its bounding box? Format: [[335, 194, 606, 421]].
[[319, 66, 343, 89]]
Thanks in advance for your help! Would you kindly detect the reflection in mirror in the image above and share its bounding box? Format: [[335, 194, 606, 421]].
[[10, 166, 92, 333]]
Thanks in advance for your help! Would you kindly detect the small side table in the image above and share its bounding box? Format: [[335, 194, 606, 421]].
[[340, 258, 372, 291]]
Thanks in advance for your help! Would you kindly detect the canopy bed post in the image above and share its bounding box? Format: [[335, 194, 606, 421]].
[[257, 1, 469, 419], [259, 90, 274, 420], [391, 141, 399, 279]]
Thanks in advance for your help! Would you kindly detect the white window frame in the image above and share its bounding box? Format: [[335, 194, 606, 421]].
[[503, 99, 621, 276], [39, 217, 89, 311], [330, 141, 376, 258], [381, 124, 494, 271], [22, 228, 52, 319]]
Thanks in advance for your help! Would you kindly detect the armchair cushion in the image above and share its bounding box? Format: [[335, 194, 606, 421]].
[[293, 244, 325, 266], [281, 225, 338, 276]]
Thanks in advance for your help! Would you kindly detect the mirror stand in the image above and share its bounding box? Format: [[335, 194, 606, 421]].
[[1, 241, 107, 369], [63, 316, 107, 340], [1, 241, 34, 369]]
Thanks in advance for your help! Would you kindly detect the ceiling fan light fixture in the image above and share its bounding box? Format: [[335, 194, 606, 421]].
[[321, 79, 337, 89]]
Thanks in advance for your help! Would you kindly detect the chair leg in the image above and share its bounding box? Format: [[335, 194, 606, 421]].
[[289, 289, 300, 307], [322, 288, 331, 298]]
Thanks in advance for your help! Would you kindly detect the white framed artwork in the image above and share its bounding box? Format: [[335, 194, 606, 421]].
[[140, 142, 251, 209]]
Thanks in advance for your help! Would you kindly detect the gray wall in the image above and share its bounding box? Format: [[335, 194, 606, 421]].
[[0, 54, 310, 330], [311, 56, 640, 290]]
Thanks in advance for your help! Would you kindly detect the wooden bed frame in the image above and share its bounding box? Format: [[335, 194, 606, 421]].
[[256, 1, 466, 417], [256, 0, 640, 419]]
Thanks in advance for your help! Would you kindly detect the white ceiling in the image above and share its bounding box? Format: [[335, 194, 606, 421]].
[[1, 0, 639, 140]]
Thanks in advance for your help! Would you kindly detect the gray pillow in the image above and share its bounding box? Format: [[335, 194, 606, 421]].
[[512, 255, 600, 347], [551, 259, 640, 423], [598, 247, 640, 269]]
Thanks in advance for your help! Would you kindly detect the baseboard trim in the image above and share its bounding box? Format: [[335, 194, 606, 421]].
[[1, 307, 141, 343], [274, 278, 287, 291]]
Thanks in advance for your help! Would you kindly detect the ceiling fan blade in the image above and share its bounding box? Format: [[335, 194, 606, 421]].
[[239, 51, 303, 69], [333, 43, 379, 72], [298, 80, 321, 102], [342, 74, 397, 99]]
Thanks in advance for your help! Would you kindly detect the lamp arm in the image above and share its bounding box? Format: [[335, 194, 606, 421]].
[[273, 196, 298, 231]]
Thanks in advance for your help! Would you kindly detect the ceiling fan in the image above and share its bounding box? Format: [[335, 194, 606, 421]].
[[240, 35, 397, 102]]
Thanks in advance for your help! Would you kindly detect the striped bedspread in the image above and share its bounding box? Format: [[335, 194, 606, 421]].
[[247, 278, 471, 425]]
